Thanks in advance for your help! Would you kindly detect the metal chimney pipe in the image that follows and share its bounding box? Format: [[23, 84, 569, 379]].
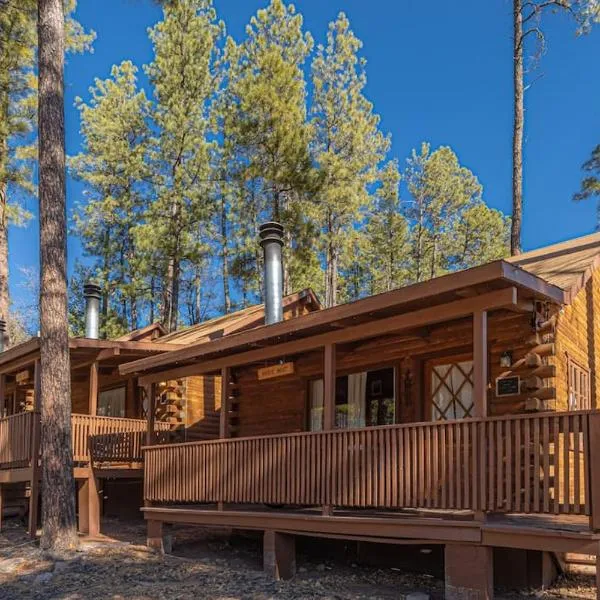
[[0, 319, 6, 352], [83, 282, 102, 339], [259, 222, 284, 325]]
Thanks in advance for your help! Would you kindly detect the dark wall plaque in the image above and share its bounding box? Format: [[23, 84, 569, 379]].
[[496, 376, 520, 397]]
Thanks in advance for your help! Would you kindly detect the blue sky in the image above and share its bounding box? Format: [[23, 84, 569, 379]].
[[10, 0, 600, 307]]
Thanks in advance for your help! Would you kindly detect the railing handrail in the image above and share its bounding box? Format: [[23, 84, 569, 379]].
[[143, 408, 600, 452]]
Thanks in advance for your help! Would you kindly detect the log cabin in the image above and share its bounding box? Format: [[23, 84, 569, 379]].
[[0, 281, 319, 539], [120, 227, 600, 599]]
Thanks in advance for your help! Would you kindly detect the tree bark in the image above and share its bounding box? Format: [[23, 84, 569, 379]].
[[38, 0, 78, 552], [511, 0, 524, 256], [220, 199, 231, 313], [325, 238, 338, 309], [0, 178, 9, 340]]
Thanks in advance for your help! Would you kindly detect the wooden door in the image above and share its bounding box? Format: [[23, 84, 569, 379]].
[[427, 357, 474, 421]]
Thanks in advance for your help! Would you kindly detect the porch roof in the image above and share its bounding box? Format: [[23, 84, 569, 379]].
[[0, 337, 185, 376], [119, 259, 565, 383]]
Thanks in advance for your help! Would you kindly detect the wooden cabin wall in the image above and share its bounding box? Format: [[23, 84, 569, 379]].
[[553, 268, 600, 410], [230, 308, 555, 438], [180, 375, 221, 441]]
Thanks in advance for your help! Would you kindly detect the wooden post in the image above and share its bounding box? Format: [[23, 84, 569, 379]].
[[473, 311, 488, 418], [445, 544, 493, 599], [219, 367, 230, 439], [78, 473, 100, 537], [145, 383, 156, 448], [263, 530, 296, 580], [596, 543, 600, 600], [322, 344, 336, 516], [0, 484, 3, 533], [147, 519, 165, 552], [0, 373, 5, 417], [89, 361, 99, 416], [323, 344, 336, 430], [126, 377, 136, 418], [588, 412, 600, 531], [28, 359, 41, 539]]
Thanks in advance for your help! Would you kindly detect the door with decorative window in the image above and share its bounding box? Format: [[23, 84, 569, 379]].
[[427, 358, 474, 421]]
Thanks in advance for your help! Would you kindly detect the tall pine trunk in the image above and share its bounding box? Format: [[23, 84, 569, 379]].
[[0, 178, 9, 339], [511, 0, 524, 256], [325, 233, 338, 308], [38, 0, 78, 552], [220, 199, 231, 313]]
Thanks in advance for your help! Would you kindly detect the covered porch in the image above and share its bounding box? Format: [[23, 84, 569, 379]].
[[119, 261, 600, 595], [0, 336, 174, 537]]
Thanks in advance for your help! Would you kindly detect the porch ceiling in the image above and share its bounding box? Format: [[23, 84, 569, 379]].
[[120, 260, 565, 384]]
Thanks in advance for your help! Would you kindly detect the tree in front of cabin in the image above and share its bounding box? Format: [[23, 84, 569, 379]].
[[139, 0, 224, 332], [404, 143, 507, 282], [222, 0, 315, 296], [37, 0, 78, 553], [71, 61, 151, 337], [310, 12, 389, 308]]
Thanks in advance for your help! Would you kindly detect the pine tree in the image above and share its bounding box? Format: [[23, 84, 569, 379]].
[[222, 0, 314, 296], [140, 0, 223, 332], [310, 12, 389, 307], [575, 144, 600, 222], [71, 61, 151, 336], [38, 0, 78, 553], [364, 160, 409, 294], [404, 143, 508, 281]]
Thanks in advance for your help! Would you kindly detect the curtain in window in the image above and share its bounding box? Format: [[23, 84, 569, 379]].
[[309, 379, 324, 431], [347, 372, 367, 428]]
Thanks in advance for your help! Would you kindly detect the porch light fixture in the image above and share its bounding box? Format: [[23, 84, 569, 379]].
[[500, 351, 512, 368]]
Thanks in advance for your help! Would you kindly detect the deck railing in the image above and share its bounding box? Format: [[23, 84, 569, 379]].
[[144, 410, 596, 518], [0, 412, 35, 469], [0, 412, 171, 470], [72, 414, 171, 464]]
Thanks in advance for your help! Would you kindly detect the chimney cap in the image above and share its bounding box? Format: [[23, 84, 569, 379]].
[[259, 221, 284, 248], [83, 282, 102, 300]]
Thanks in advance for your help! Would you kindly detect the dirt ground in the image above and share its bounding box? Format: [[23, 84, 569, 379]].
[[0, 518, 596, 600]]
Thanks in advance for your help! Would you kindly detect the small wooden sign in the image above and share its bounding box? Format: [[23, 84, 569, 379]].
[[16, 370, 30, 385], [258, 362, 295, 381], [496, 375, 520, 397]]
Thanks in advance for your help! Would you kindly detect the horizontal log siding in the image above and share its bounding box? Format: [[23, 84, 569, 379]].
[[231, 310, 550, 439], [553, 270, 600, 410], [0, 412, 34, 469], [144, 411, 592, 516]]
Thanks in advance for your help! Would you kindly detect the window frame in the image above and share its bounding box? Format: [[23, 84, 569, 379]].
[[567, 356, 591, 411]]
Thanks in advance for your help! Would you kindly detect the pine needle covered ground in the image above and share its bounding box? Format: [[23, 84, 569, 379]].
[[0, 519, 595, 599]]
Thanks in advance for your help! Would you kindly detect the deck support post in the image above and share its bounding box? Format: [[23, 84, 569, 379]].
[[445, 544, 493, 600], [322, 344, 336, 515], [218, 367, 230, 512], [78, 473, 100, 537], [0, 484, 3, 532], [596, 544, 600, 600], [473, 311, 488, 418], [147, 519, 166, 553], [0, 373, 5, 416], [28, 359, 41, 539], [263, 530, 296, 580]]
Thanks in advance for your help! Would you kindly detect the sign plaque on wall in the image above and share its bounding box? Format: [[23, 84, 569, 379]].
[[257, 362, 295, 381], [496, 375, 520, 397]]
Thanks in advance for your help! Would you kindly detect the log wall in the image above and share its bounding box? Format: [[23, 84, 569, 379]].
[[553, 269, 600, 411], [230, 309, 556, 438]]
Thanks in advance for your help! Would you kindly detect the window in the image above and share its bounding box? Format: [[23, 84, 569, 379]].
[[97, 386, 126, 417], [309, 367, 395, 431], [568, 358, 591, 410], [430, 360, 474, 421]]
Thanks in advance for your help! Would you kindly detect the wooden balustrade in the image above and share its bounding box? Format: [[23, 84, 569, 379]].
[[89, 428, 171, 465], [144, 411, 595, 518], [0, 412, 34, 469], [72, 414, 170, 464]]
